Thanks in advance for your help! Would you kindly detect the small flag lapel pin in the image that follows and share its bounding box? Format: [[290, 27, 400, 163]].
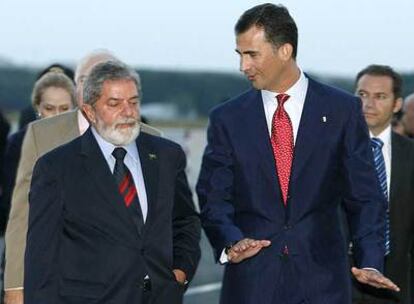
[[149, 153, 157, 160]]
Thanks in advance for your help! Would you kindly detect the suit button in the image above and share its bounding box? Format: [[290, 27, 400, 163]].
[[141, 248, 146, 255]]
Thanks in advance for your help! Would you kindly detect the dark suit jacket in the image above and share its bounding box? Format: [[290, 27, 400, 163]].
[[197, 77, 386, 304], [353, 132, 414, 303], [18, 106, 36, 130], [0, 111, 10, 231], [0, 128, 26, 234], [24, 128, 201, 304], [0, 110, 10, 186]]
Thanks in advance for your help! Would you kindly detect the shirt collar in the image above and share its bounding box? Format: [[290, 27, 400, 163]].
[[91, 127, 139, 163], [261, 70, 307, 104], [370, 125, 391, 147]]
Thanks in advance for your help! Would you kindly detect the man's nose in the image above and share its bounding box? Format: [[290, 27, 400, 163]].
[[239, 57, 251, 73], [121, 102, 138, 117], [362, 96, 375, 109]]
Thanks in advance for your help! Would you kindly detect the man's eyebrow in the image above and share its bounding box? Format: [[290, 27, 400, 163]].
[[106, 95, 139, 102], [128, 95, 139, 101], [235, 49, 258, 55]]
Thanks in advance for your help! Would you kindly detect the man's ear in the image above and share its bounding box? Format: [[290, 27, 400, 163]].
[[393, 97, 403, 113], [278, 43, 294, 61], [81, 104, 96, 124]]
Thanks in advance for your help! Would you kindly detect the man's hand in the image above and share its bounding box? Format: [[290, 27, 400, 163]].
[[351, 267, 400, 292], [227, 238, 271, 264], [4, 289, 24, 304], [172, 269, 187, 285]]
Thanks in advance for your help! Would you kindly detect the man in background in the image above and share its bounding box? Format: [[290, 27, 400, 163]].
[[401, 93, 414, 137], [353, 64, 414, 304]]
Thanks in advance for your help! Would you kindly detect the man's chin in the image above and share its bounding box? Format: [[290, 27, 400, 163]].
[[250, 80, 264, 90], [99, 125, 140, 146]]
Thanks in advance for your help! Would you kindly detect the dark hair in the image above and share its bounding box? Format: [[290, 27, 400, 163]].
[[235, 3, 298, 59], [36, 63, 75, 82], [83, 61, 141, 106], [356, 64, 403, 99]]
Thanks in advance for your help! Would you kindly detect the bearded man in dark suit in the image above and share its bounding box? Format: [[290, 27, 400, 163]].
[[24, 61, 201, 304]]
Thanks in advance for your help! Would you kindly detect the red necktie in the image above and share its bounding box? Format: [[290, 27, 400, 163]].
[[271, 94, 294, 205]]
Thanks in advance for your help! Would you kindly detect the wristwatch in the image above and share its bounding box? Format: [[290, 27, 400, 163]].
[[224, 241, 238, 254]]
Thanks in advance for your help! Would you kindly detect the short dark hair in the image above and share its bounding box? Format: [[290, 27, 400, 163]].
[[83, 61, 141, 106], [356, 64, 403, 99], [235, 3, 298, 59]]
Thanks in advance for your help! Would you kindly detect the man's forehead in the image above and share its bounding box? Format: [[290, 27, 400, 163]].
[[102, 79, 138, 95], [358, 75, 393, 89]]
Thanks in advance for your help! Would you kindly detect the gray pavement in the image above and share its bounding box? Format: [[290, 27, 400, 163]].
[[184, 232, 223, 304], [162, 127, 223, 304]]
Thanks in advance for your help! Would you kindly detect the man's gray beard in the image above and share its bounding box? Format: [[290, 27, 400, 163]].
[[95, 119, 140, 146]]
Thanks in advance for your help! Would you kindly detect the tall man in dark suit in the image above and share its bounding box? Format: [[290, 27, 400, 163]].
[[352, 65, 414, 304], [197, 4, 399, 304], [24, 61, 201, 304]]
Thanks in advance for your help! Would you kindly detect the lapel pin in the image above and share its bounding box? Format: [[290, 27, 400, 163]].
[[148, 153, 157, 160], [322, 116, 327, 123]]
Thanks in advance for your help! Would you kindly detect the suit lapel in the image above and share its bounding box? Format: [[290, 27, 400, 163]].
[[290, 78, 328, 183], [242, 82, 328, 215], [389, 132, 404, 211], [240, 90, 286, 215], [244, 90, 280, 186], [80, 128, 140, 239], [242, 84, 328, 206], [136, 133, 159, 233]]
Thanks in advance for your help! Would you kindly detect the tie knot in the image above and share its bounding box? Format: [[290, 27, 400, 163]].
[[112, 147, 127, 161], [276, 94, 290, 106], [371, 137, 384, 150]]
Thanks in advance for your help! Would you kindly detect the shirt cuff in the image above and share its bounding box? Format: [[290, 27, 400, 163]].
[[219, 248, 229, 264], [362, 267, 381, 274], [4, 287, 23, 291]]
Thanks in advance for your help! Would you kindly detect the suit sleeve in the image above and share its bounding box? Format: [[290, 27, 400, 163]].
[[341, 98, 386, 272], [0, 133, 20, 234], [24, 155, 63, 304], [196, 112, 244, 261], [4, 124, 37, 289], [172, 147, 201, 282]]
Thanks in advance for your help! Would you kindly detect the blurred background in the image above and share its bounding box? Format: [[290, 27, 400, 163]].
[[1, 0, 414, 303]]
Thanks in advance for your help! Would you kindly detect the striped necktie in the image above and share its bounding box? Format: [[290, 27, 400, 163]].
[[112, 147, 144, 232], [371, 138, 390, 255]]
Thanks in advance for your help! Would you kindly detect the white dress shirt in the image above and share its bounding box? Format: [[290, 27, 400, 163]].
[[261, 70, 309, 143], [370, 125, 392, 198], [91, 127, 148, 221]]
